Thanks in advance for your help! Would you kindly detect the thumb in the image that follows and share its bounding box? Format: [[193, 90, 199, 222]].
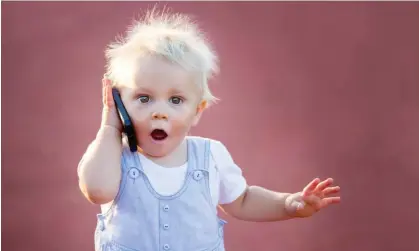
[[286, 195, 305, 215], [291, 201, 305, 211]]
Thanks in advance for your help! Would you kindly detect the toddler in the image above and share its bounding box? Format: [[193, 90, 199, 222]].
[[78, 8, 341, 251]]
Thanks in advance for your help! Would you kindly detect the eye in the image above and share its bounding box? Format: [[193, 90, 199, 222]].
[[169, 96, 183, 105], [138, 95, 150, 103]]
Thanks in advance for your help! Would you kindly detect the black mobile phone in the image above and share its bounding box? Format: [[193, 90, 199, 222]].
[[112, 88, 138, 152]]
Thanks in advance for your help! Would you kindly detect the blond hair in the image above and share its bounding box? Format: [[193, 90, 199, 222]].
[[105, 7, 219, 105]]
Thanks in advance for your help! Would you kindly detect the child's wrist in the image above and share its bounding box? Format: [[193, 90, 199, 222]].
[[97, 125, 121, 139], [284, 193, 298, 218], [101, 107, 123, 132]]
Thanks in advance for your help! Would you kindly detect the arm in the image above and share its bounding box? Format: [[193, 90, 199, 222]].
[[77, 78, 123, 204], [221, 178, 341, 222], [213, 141, 341, 222], [78, 126, 122, 204], [220, 186, 292, 222]]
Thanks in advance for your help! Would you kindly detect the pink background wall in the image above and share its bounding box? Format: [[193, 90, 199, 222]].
[[2, 2, 419, 251]]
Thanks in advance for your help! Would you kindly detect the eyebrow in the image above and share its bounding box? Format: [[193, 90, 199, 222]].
[[168, 87, 184, 94], [171, 88, 193, 98], [133, 86, 190, 96], [134, 87, 153, 94]]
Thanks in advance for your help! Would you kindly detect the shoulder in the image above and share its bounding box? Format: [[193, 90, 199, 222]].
[[186, 136, 234, 171], [190, 137, 246, 205], [186, 136, 230, 157]]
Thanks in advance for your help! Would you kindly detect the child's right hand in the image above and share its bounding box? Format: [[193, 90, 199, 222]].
[[101, 77, 123, 132]]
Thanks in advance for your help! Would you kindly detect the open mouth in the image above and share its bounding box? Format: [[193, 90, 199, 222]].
[[150, 129, 168, 141]]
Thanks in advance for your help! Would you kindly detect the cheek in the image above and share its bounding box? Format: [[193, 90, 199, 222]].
[[126, 104, 152, 136], [170, 108, 196, 129], [127, 102, 149, 121]]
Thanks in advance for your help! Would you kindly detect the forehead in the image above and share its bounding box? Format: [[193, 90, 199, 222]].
[[129, 56, 201, 94]]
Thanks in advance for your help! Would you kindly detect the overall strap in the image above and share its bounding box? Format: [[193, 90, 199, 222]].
[[188, 136, 211, 172], [121, 137, 140, 172]]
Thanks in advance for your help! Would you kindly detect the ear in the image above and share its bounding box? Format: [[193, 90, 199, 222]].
[[192, 100, 207, 126]]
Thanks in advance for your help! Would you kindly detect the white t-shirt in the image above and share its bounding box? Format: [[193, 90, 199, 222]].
[[137, 139, 247, 206]]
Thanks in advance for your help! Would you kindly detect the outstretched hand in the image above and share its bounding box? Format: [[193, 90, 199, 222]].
[[285, 178, 341, 218]]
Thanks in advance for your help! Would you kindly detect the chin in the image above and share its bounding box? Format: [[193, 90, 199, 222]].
[[139, 147, 166, 158], [139, 143, 174, 158], [147, 151, 168, 158], [138, 135, 185, 158]]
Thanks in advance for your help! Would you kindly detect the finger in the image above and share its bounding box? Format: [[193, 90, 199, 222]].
[[102, 79, 114, 107], [313, 178, 334, 194], [318, 197, 341, 209], [322, 186, 340, 196], [106, 82, 114, 106], [302, 194, 321, 206], [102, 78, 107, 105], [302, 178, 320, 196]]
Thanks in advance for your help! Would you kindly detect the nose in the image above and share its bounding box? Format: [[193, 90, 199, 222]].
[[151, 112, 168, 120]]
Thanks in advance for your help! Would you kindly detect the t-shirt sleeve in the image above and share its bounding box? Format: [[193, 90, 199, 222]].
[[210, 140, 247, 205]]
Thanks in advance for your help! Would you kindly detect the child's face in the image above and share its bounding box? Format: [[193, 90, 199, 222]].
[[118, 56, 205, 157]]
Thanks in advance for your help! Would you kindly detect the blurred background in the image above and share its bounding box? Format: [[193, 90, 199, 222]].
[[2, 1, 419, 251]]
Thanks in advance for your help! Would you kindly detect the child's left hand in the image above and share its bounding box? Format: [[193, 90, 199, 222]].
[[285, 178, 341, 218]]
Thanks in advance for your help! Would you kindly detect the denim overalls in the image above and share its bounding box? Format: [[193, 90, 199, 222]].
[[94, 136, 227, 251]]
